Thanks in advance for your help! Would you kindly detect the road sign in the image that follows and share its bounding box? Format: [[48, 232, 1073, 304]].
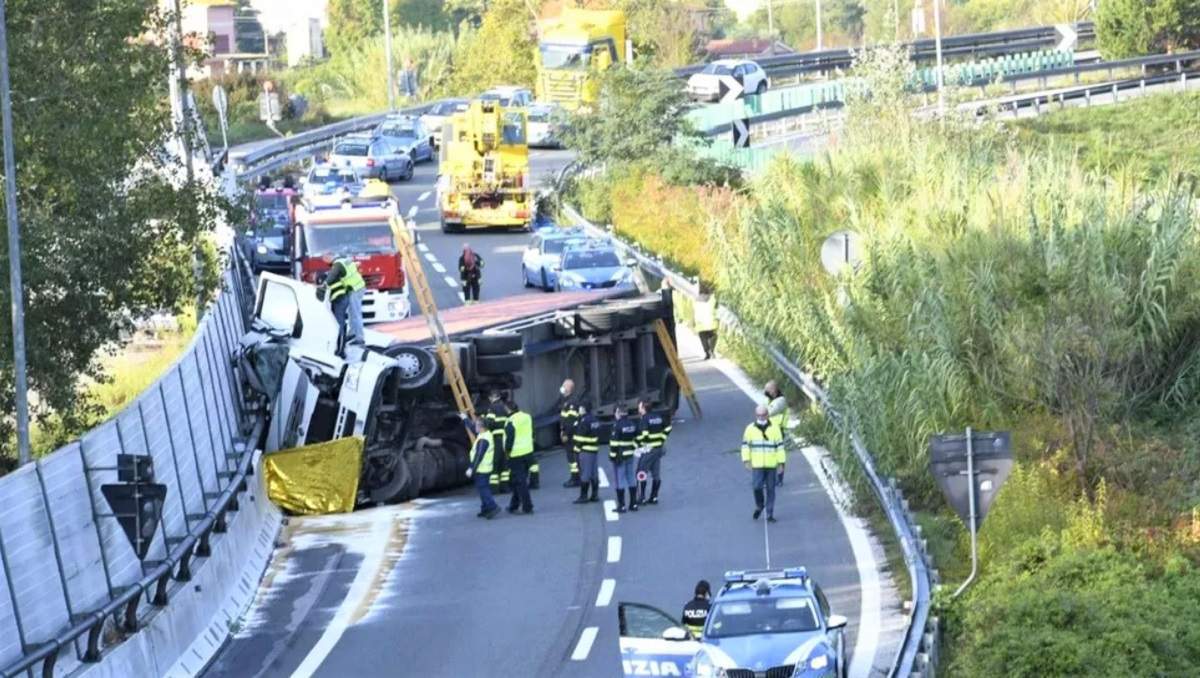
[[1055, 23, 1078, 52], [259, 91, 282, 122], [101, 482, 167, 559], [717, 75, 743, 103], [929, 430, 1012, 528], [820, 230, 862, 276], [732, 118, 750, 149]]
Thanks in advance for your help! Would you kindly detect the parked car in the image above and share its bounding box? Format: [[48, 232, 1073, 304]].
[[479, 85, 535, 108], [328, 134, 414, 182], [374, 115, 434, 163], [420, 98, 469, 149], [554, 241, 635, 292], [527, 103, 564, 148], [300, 164, 363, 198], [522, 228, 586, 290], [687, 59, 769, 101]]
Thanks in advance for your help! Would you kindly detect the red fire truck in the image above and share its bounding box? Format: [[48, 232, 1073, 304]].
[[291, 196, 412, 323]]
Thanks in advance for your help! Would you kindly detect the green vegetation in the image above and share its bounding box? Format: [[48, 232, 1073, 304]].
[[1015, 92, 1200, 182], [0, 0, 228, 464], [1096, 0, 1200, 58]]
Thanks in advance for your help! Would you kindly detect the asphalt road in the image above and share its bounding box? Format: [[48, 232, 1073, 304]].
[[204, 150, 882, 678]]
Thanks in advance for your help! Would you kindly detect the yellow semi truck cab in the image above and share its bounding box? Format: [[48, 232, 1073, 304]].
[[437, 100, 533, 233], [536, 8, 628, 111]]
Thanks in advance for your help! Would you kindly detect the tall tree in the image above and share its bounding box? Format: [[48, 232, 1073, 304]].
[[327, 0, 384, 55], [0, 0, 224, 457], [234, 0, 266, 53], [450, 0, 538, 91], [1096, 0, 1200, 58], [393, 0, 452, 30]]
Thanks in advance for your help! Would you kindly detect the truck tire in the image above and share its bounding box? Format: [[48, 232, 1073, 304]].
[[575, 308, 619, 335], [382, 344, 439, 392], [472, 332, 523, 356], [476, 353, 523, 375], [365, 453, 413, 505]]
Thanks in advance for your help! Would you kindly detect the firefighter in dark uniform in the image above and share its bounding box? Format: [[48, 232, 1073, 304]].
[[681, 580, 712, 638], [571, 403, 601, 504], [504, 397, 535, 514], [557, 379, 582, 487], [609, 405, 640, 513], [635, 399, 672, 506], [484, 391, 511, 494]]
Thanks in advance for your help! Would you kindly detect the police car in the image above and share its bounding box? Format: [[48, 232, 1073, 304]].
[[618, 568, 847, 678]]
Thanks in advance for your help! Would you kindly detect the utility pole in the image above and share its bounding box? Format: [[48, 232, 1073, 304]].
[[170, 0, 193, 185], [383, 0, 396, 111], [0, 0, 30, 466], [767, 0, 775, 46], [815, 0, 823, 51], [933, 0, 945, 117]]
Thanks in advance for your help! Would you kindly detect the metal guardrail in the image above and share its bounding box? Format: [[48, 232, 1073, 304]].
[[562, 203, 939, 677], [967, 63, 1200, 116], [0, 251, 262, 678]]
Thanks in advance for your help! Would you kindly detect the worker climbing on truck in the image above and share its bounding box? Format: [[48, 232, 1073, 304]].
[[320, 256, 367, 346]]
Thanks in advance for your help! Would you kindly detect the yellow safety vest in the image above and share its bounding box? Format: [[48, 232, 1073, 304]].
[[767, 396, 788, 432], [473, 431, 495, 474], [741, 422, 784, 469], [329, 259, 366, 300], [509, 411, 534, 458]]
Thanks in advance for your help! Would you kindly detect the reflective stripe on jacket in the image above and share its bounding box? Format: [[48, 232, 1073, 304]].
[[508, 411, 534, 458], [573, 415, 602, 453], [609, 417, 639, 461], [328, 259, 366, 300], [471, 431, 495, 474], [741, 422, 784, 468], [637, 411, 672, 450]]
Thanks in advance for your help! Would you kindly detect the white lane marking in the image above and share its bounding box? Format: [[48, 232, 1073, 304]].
[[417, 243, 429, 253], [603, 500, 618, 522], [493, 244, 527, 254], [595, 578, 616, 607], [707, 342, 882, 678], [290, 510, 394, 677], [598, 466, 610, 488], [443, 275, 459, 288], [423, 252, 438, 263], [607, 536, 621, 563], [418, 191, 431, 202], [571, 627, 599, 661], [431, 262, 446, 273]]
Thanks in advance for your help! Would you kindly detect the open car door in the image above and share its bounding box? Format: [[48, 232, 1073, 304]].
[[618, 602, 702, 677]]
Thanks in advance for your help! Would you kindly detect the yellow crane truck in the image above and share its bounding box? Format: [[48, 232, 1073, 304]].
[[535, 8, 629, 111], [437, 99, 534, 233]]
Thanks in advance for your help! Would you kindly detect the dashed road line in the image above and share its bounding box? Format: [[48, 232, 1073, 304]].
[[443, 275, 459, 288], [603, 500, 618, 522], [423, 252, 438, 263], [418, 191, 431, 202], [595, 578, 615, 607], [431, 262, 446, 274], [417, 242, 429, 253], [598, 467, 609, 488], [571, 627, 598, 661], [606, 536, 621, 563]]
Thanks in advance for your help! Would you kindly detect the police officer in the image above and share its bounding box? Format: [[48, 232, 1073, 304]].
[[764, 380, 789, 485], [681, 580, 712, 638], [742, 404, 785, 522], [504, 397, 535, 514], [635, 399, 672, 505], [556, 379, 582, 487], [464, 417, 499, 519], [571, 403, 601, 504], [484, 391, 511, 494], [609, 405, 640, 513], [322, 257, 366, 346]]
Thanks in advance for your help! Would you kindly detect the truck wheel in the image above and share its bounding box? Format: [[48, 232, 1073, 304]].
[[476, 353, 523, 375], [472, 332, 523, 355], [383, 344, 439, 392], [365, 454, 414, 504]]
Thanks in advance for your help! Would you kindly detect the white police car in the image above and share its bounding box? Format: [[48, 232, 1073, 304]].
[[521, 228, 586, 290], [618, 568, 847, 678]]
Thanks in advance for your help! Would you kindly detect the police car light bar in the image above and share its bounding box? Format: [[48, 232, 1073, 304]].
[[308, 197, 395, 212], [723, 567, 808, 584]]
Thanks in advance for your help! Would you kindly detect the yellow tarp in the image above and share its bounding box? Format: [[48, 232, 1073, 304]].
[[263, 437, 364, 515]]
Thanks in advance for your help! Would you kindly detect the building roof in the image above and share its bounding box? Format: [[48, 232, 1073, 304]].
[[705, 38, 794, 58]]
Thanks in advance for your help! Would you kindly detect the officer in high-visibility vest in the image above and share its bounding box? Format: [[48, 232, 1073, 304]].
[[504, 398, 535, 515], [484, 391, 511, 494], [635, 399, 672, 506], [742, 404, 785, 522], [609, 405, 640, 513], [464, 417, 499, 519], [681, 580, 712, 638], [571, 403, 601, 504], [557, 379, 582, 487], [323, 257, 367, 346], [764, 380, 790, 485]]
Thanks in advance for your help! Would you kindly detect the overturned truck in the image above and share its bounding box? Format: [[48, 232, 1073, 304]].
[[237, 273, 680, 507]]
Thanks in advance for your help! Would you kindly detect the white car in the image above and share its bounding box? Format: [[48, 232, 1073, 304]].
[[328, 134, 414, 182], [521, 228, 586, 290], [480, 85, 535, 108], [687, 59, 769, 101], [419, 98, 468, 149], [527, 103, 564, 148]]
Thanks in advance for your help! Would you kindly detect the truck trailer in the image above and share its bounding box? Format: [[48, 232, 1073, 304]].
[[237, 273, 681, 508]]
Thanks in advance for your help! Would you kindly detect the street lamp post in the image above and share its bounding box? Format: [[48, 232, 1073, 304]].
[[933, 0, 945, 117], [815, 0, 823, 51], [0, 0, 30, 466], [383, 0, 396, 111]]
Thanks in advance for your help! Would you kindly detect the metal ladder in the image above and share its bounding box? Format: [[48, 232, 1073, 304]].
[[394, 216, 476, 422], [653, 319, 702, 419]]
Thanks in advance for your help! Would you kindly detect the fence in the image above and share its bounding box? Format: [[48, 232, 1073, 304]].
[[0, 256, 260, 678]]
